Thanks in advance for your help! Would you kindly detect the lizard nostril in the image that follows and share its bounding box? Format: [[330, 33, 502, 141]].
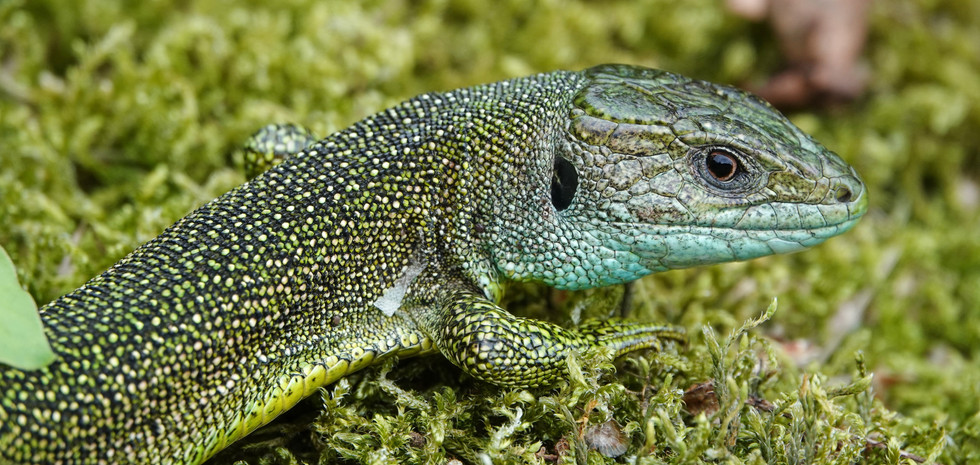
[[835, 186, 853, 203]]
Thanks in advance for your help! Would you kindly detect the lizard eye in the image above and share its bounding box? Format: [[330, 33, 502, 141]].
[[551, 156, 578, 211], [693, 147, 757, 193], [706, 149, 740, 182]]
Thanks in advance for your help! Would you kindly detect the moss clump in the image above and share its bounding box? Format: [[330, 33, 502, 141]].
[[1, 0, 978, 463]]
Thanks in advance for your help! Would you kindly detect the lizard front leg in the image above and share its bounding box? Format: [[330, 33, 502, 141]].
[[243, 123, 319, 178], [407, 277, 684, 388]]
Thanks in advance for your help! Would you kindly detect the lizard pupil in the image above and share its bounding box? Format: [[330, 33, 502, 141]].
[[706, 150, 739, 182], [551, 156, 578, 211]]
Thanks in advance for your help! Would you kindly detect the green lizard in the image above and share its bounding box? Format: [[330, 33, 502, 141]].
[[0, 64, 866, 464]]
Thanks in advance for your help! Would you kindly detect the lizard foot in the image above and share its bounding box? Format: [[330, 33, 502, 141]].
[[425, 289, 684, 388]]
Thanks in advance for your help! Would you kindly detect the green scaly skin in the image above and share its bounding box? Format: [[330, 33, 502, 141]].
[[0, 64, 867, 464]]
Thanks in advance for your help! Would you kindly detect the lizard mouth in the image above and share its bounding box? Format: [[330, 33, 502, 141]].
[[615, 189, 868, 236], [608, 191, 868, 271]]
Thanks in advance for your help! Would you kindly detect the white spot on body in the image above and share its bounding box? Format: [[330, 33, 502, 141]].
[[372, 257, 427, 317]]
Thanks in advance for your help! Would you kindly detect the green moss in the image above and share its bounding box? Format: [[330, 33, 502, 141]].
[[1, 0, 978, 463]]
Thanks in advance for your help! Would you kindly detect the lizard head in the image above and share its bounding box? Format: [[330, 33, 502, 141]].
[[496, 64, 867, 290]]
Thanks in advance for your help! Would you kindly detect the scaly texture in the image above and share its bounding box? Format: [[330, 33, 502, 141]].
[[0, 64, 866, 464]]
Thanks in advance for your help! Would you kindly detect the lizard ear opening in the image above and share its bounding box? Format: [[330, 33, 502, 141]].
[[551, 156, 578, 211]]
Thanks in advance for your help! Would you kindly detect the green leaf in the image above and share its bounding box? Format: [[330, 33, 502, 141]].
[[0, 245, 56, 370]]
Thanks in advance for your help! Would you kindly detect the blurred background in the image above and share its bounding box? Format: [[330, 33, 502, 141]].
[[1, 0, 977, 462]]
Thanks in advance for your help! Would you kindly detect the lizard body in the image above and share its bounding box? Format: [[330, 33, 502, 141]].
[[0, 65, 866, 464]]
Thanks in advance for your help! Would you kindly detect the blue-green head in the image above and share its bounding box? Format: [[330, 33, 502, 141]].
[[493, 64, 867, 290]]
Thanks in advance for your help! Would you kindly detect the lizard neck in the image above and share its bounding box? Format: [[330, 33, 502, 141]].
[[430, 72, 650, 293]]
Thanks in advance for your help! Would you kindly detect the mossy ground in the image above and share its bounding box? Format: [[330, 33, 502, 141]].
[[1, 0, 978, 463]]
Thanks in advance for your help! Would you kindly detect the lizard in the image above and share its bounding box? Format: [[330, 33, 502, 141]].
[[0, 64, 867, 464]]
